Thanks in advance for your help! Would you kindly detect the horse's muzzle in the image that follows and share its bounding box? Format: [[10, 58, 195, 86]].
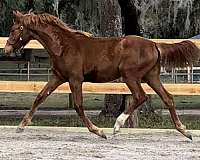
[[4, 45, 13, 54]]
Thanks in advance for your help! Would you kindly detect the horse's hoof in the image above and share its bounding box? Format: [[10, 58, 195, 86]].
[[101, 133, 107, 139], [185, 132, 193, 141], [99, 130, 107, 139], [187, 134, 193, 141], [113, 126, 120, 135], [16, 127, 24, 133]]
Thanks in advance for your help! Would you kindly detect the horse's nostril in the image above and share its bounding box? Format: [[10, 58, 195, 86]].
[[4, 45, 13, 54]]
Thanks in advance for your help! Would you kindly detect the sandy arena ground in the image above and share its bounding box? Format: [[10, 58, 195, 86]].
[[0, 126, 200, 160]]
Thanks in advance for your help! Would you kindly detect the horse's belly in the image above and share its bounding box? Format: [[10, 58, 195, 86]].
[[95, 73, 120, 82], [84, 68, 120, 82]]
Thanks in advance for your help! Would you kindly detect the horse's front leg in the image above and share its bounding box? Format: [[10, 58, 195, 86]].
[[16, 76, 64, 133], [69, 78, 107, 139]]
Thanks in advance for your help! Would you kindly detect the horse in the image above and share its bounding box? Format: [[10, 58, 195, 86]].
[[4, 10, 200, 140]]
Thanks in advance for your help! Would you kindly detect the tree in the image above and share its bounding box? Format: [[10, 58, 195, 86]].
[[98, 0, 122, 37], [0, 0, 6, 36], [101, 0, 143, 118], [58, 0, 101, 35], [98, 0, 124, 118], [118, 0, 141, 36]]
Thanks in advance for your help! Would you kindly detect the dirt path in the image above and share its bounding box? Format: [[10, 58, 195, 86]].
[[0, 126, 200, 160]]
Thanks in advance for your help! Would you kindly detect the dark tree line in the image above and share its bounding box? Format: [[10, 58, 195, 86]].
[[1, 0, 200, 38]]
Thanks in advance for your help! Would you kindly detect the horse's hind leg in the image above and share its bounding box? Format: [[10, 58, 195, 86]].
[[143, 66, 192, 140], [16, 76, 64, 133], [113, 80, 147, 134]]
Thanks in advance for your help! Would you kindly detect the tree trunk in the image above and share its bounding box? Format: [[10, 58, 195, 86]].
[[101, 0, 143, 119], [98, 0, 122, 37], [98, 0, 124, 118], [118, 0, 141, 35], [0, 0, 6, 36]]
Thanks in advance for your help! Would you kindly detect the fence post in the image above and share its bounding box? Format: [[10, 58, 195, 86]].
[[27, 61, 30, 81], [68, 93, 74, 109], [191, 65, 193, 83]]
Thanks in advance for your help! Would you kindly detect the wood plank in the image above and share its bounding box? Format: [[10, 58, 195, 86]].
[[1, 37, 200, 48], [0, 37, 43, 49], [0, 81, 200, 95]]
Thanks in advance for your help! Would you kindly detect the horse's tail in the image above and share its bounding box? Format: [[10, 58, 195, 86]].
[[156, 40, 200, 68]]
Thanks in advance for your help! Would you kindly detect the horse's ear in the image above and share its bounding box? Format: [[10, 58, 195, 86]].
[[13, 10, 23, 22], [28, 9, 33, 14]]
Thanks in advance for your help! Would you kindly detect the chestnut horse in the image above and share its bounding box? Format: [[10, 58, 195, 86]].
[[5, 11, 200, 140]]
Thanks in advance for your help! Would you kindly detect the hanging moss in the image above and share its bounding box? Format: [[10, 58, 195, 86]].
[[58, 0, 101, 35], [133, 0, 200, 38]]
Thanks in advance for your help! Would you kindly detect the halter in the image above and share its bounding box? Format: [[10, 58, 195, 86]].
[[7, 25, 24, 46]]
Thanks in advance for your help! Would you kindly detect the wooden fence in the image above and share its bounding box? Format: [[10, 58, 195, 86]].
[[1, 81, 200, 95], [1, 37, 200, 48]]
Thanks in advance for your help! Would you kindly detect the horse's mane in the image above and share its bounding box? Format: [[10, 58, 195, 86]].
[[21, 13, 93, 37]]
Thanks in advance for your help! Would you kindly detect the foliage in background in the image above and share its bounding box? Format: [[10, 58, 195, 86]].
[[134, 0, 200, 38], [58, 0, 101, 35], [1, 0, 200, 38], [0, 0, 56, 36]]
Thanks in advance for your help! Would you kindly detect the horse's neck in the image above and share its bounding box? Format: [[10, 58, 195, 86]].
[[31, 26, 73, 56]]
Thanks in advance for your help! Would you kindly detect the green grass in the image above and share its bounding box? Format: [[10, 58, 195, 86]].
[[150, 95, 200, 109], [139, 113, 200, 130], [0, 114, 199, 130], [0, 92, 105, 110], [1, 92, 200, 110]]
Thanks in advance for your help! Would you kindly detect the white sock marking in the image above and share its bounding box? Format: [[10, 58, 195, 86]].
[[114, 113, 129, 132]]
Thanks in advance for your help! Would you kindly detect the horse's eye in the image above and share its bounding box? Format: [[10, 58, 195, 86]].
[[20, 26, 23, 31]]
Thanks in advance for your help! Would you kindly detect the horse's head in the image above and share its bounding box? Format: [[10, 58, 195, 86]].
[[4, 10, 32, 55]]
